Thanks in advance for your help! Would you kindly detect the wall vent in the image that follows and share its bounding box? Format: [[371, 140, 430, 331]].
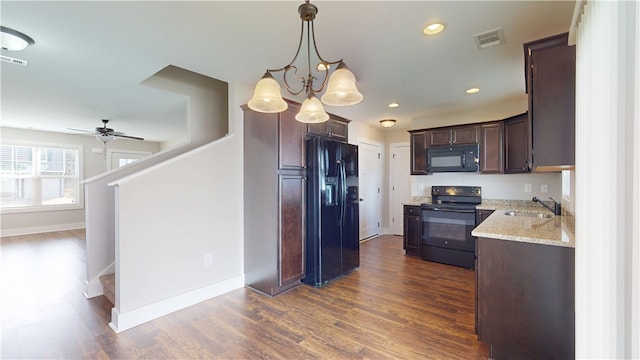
[[473, 27, 505, 49]]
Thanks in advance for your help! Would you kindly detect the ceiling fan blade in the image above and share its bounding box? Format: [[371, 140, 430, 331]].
[[67, 127, 96, 133], [114, 134, 144, 141]]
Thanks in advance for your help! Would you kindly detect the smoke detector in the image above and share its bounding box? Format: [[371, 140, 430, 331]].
[[473, 27, 505, 49]]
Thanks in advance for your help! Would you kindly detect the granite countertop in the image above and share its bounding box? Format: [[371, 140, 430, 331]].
[[403, 198, 575, 248], [472, 200, 575, 248], [403, 196, 430, 206]]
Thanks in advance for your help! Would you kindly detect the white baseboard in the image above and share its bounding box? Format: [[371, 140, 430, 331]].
[[1, 222, 85, 237], [84, 278, 104, 299], [84, 262, 115, 299], [109, 274, 245, 333]]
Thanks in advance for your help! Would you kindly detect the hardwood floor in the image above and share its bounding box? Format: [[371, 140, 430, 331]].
[[1, 230, 489, 359]]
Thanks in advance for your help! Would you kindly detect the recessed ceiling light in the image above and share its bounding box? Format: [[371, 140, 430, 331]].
[[423, 23, 445, 36], [466, 87, 480, 94], [388, 102, 399, 108]]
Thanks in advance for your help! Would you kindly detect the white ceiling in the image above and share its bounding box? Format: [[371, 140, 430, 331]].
[[1, 1, 575, 142]]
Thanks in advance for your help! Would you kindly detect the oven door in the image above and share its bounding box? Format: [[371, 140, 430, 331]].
[[421, 208, 476, 252]]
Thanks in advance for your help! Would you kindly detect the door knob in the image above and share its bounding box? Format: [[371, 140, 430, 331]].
[[359, 198, 364, 202]]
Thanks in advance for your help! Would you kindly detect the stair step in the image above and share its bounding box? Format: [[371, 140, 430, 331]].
[[100, 273, 115, 305]]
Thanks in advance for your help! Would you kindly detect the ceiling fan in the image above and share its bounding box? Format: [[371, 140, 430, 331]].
[[69, 119, 144, 143]]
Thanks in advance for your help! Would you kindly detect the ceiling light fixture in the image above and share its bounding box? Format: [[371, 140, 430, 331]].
[[379, 119, 397, 128], [423, 23, 445, 36], [96, 134, 116, 143], [388, 102, 400, 108], [248, 0, 363, 123], [466, 87, 480, 94], [0, 26, 34, 51]]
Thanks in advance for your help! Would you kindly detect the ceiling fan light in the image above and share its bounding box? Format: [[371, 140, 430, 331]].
[[0, 26, 34, 51], [379, 119, 397, 128], [96, 134, 115, 143], [320, 63, 363, 106], [295, 96, 329, 123], [248, 73, 288, 113]]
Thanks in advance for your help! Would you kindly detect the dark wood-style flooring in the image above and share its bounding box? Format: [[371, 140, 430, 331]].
[[1, 230, 489, 359]]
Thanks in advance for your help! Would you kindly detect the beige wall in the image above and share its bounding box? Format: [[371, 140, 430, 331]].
[[0, 127, 161, 235]]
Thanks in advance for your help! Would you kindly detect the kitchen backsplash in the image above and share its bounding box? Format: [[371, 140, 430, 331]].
[[411, 172, 562, 201]]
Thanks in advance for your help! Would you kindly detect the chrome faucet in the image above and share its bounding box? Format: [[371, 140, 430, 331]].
[[532, 196, 562, 216]]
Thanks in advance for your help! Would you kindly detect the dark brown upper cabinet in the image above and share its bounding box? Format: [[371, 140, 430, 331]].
[[307, 115, 349, 142], [409, 130, 428, 175], [524, 32, 576, 170], [479, 122, 504, 174], [504, 113, 531, 173], [427, 125, 479, 147], [278, 102, 306, 170]]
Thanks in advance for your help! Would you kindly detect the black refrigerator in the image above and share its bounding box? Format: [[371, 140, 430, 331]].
[[303, 137, 359, 287]]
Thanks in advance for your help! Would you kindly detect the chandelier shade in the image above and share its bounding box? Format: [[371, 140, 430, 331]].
[[295, 96, 329, 123], [321, 63, 363, 106], [247, 0, 362, 123], [247, 73, 288, 113]]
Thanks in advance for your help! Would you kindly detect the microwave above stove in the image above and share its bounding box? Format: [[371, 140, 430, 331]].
[[427, 144, 479, 173]]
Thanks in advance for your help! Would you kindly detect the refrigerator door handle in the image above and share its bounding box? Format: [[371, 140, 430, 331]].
[[339, 160, 347, 226]]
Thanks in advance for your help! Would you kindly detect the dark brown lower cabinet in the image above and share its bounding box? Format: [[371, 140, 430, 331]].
[[403, 205, 421, 257], [278, 175, 305, 287], [475, 209, 495, 225], [476, 237, 574, 360]]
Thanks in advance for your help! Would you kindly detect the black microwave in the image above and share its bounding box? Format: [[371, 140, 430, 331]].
[[427, 144, 479, 173]]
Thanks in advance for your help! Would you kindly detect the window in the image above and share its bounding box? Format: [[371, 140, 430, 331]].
[[1, 141, 82, 212]]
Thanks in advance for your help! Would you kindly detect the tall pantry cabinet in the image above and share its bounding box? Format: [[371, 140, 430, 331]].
[[243, 102, 306, 296]]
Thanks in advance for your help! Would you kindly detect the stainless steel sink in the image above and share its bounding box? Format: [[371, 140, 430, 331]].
[[504, 210, 552, 218]]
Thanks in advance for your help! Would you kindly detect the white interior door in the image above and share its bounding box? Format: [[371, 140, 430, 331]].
[[390, 143, 411, 235], [358, 140, 382, 240]]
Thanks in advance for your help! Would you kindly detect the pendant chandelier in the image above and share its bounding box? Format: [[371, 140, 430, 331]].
[[247, 1, 363, 123]]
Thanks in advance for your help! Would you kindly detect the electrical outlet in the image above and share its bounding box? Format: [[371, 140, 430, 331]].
[[541, 184, 548, 193], [524, 184, 532, 193], [204, 253, 213, 267]]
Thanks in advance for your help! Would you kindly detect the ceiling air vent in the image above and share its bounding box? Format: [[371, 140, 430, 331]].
[[473, 27, 505, 49], [1, 54, 27, 66]]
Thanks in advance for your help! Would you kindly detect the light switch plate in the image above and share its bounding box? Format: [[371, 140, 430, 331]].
[[525, 184, 532, 193], [541, 184, 548, 193]]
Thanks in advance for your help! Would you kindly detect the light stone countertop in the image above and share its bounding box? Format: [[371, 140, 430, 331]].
[[402, 198, 575, 248], [472, 200, 575, 248]]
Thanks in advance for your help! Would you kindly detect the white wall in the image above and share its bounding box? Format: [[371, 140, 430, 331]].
[[412, 172, 562, 201], [112, 134, 243, 316], [104, 81, 249, 332], [83, 66, 231, 305], [411, 94, 527, 129], [0, 127, 161, 235]]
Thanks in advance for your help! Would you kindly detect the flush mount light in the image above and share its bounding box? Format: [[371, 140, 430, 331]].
[[0, 26, 34, 51], [466, 87, 480, 94], [423, 23, 445, 36], [379, 119, 397, 128], [248, 0, 363, 123], [388, 102, 400, 108]]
